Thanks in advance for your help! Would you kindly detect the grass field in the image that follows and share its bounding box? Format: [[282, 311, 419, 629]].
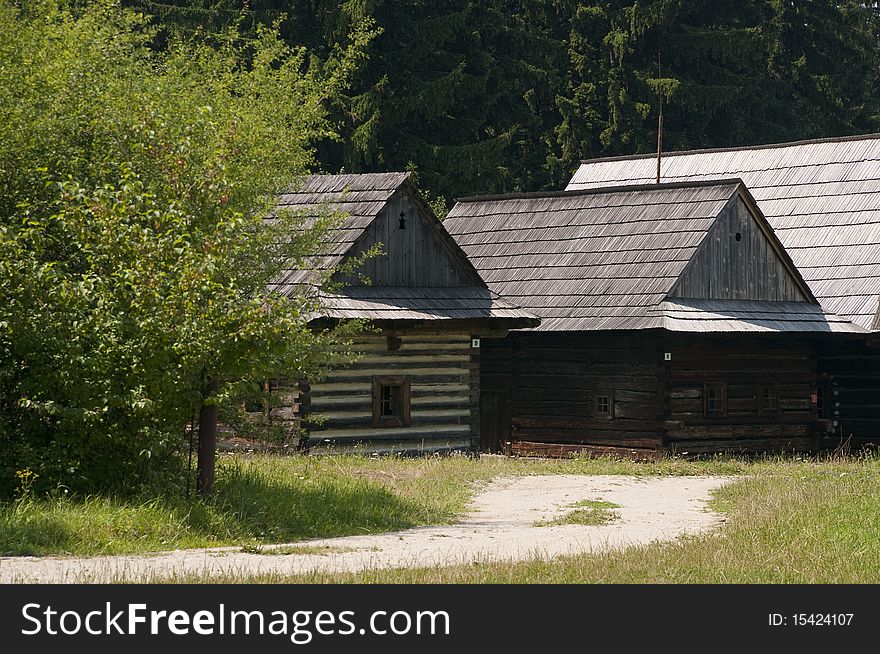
[[4, 452, 880, 585], [183, 453, 880, 584], [0, 452, 749, 556]]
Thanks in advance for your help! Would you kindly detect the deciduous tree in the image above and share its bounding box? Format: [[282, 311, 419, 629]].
[[0, 0, 368, 494]]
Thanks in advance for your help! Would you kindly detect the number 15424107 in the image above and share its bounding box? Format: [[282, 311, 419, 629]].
[[769, 613, 854, 627]]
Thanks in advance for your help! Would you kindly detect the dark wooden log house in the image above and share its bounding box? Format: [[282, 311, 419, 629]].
[[266, 173, 537, 454], [444, 179, 865, 456], [567, 134, 880, 448]]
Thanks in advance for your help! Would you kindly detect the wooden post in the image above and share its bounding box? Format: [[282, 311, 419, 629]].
[[197, 379, 219, 496], [469, 335, 481, 453]]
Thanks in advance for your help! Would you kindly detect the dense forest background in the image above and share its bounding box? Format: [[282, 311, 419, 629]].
[[127, 1, 880, 205]]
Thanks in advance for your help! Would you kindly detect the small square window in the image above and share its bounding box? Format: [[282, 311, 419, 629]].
[[703, 383, 727, 417], [372, 376, 411, 427], [595, 392, 614, 419]]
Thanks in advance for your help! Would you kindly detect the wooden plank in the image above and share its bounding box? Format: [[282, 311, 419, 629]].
[[514, 416, 662, 434], [510, 433, 661, 448], [311, 382, 468, 397], [511, 401, 660, 421], [323, 369, 470, 382], [667, 423, 810, 439], [668, 438, 814, 454], [307, 424, 471, 440], [510, 441, 662, 460], [355, 354, 470, 365]]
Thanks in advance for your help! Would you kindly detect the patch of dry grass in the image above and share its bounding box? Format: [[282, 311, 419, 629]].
[[158, 454, 880, 584], [1, 450, 861, 562], [534, 499, 621, 527], [240, 544, 366, 556]]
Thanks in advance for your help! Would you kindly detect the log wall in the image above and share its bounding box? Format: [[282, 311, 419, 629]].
[[304, 332, 477, 454], [483, 331, 827, 456], [481, 332, 665, 455], [817, 337, 880, 448], [662, 334, 817, 453]]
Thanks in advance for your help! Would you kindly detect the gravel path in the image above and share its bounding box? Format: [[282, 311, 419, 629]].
[[0, 475, 732, 583]]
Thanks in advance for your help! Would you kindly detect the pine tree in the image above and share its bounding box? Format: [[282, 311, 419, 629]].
[[327, 0, 569, 200], [126, 0, 880, 200], [764, 0, 879, 136]]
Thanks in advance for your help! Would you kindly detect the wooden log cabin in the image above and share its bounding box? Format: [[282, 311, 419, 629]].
[[567, 134, 880, 448], [443, 179, 865, 457], [267, 173, 537, 454]]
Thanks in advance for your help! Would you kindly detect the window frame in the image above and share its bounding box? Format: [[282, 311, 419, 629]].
[[595, 391, 614, 420], [372, 375, 411, 428], [757, 382, 780, 417], [703, 382, 727, 418]]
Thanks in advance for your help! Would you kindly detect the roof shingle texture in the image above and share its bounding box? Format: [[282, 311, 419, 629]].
[[567, 134, 880, 330], [444, 181, 862, 333]]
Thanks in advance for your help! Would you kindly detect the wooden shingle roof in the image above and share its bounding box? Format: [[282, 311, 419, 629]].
[[269, 172, 538, 326], [567, 133, 880, 330], [659, 299, 859, 333], [444, 180, 862, 333]]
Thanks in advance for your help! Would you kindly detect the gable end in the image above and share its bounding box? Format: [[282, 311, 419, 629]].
[[338, 184, 483, 288], [668, 188, 816, 303]]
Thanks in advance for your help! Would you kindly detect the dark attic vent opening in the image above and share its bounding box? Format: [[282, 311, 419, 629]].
[[735, 232, 742, 242], [399, 211, 406, 230]]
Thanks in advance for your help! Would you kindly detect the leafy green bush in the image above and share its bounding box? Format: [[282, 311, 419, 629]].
[[0, 1, 371, 495]]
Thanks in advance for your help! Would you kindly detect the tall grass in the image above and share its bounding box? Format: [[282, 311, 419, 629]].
[[0, 452, 752, 556], [1, 451, 855, 560], [184, 455, 880, 584]]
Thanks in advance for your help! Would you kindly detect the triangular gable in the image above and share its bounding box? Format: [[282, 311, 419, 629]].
[[337, 178, 485, 288], [667, 185, 817, 304], [270, 172, 485, 295]]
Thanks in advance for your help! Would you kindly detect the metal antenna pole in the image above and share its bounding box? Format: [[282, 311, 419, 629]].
[[656, 52, 663, 185]]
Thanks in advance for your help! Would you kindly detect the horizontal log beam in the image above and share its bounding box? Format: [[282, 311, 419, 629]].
[[509, 441, 662, 460]]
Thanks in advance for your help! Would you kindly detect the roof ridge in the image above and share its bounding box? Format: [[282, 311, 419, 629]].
[[454, 178, 744, 204], [283, 171, 411, 195], [578, 132, 880, 164], [303, 171, 410, 179]]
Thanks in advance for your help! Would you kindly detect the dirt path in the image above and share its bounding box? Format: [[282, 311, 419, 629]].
[[0, 475, 732, 583]]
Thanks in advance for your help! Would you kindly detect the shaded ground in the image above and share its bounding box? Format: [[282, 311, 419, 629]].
[[0, 475, 732, 583]]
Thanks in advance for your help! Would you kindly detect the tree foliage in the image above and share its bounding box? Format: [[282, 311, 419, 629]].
[[0, 0, 366, 494], [129, 0, 880, 201]]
